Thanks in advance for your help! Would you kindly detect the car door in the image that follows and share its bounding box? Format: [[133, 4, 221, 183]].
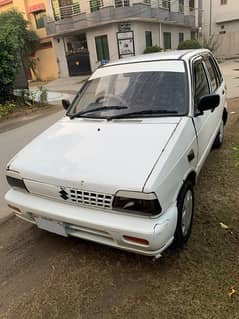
[[191, 56, 221, 170]]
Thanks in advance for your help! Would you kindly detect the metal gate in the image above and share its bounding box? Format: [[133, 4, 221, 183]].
[[66, 52, 91, 76]]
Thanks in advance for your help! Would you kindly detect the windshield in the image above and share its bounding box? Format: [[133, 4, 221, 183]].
[[68, 69, 188, 119]]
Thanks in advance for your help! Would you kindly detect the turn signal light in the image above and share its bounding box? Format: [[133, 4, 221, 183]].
[[123, 235, 149, 246], [8, 204, 21, 213]]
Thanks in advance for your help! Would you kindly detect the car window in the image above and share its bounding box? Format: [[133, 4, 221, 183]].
[[69, 71, 188, 118], [209, 56, 223, 85], [193, 61, 210, 109], [204, 57, 217, 92]]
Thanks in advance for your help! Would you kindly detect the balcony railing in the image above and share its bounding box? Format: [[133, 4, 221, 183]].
[[54, 2, 81, 20], [50, 0, 195, 23], [89, 0, 131, 12], [114, 0, 130, 8], [89, 0, 104, 12]]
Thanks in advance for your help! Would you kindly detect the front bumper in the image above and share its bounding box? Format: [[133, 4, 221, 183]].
[[5, 189, 178, 257]]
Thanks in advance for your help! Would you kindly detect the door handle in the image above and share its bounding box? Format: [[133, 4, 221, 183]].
[[222, 90, 225, 95], [187, 150, 195, 162]]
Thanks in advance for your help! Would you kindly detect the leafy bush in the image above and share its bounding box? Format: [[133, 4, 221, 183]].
[[39, 87, 48, 106], [0, 102, 17, 118], [178, 40, 202, 50], [144, 46, 162, 54], [24, 87, 48, 107]]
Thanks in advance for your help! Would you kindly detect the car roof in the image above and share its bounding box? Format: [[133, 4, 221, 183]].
[[106, 49, 210, 67]]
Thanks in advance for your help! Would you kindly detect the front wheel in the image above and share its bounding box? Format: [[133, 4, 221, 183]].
[[173, 180, 194, 247]]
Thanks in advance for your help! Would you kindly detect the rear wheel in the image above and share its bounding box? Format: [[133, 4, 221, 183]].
[[213, 120, 224, 148], [173, 180, 194, 247]]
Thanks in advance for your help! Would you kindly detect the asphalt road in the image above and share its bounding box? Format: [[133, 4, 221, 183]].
[[0, 111, 64, 220]]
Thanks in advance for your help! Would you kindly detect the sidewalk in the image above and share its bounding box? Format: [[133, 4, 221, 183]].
[[30, 75, 88, 103]]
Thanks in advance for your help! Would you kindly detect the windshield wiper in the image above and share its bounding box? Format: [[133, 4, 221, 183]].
[[107, 109, 178, 120], [69, 106, 128, 120]]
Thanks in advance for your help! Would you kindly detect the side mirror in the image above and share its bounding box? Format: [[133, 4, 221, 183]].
[[62, 99, 70, 110], [198, 94, 220, 113]]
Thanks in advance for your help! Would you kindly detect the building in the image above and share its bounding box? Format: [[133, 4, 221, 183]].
[[202, 0, 239, 58], [0, 0, 58, 80], [44, 0, 200, 77]]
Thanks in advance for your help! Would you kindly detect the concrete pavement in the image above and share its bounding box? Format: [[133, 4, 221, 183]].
[[43, 75, 88, 94], [29, 75, 88, 105], [0, 111, 64, 220]]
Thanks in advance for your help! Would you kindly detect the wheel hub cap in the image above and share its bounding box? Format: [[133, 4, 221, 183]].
[[181, 190, 193, 236]]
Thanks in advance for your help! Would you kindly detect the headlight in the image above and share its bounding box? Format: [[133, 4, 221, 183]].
[[6, 176, 28, 192], [112, 191, 161, 216]]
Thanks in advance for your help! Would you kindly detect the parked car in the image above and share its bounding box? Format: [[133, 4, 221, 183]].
[[5, 49, 228, 258]]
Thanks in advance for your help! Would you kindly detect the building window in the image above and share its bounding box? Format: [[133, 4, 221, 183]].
[[179, 32, 184, 44], [191, 31, 196, 40], [220, 0, 227, 4], [145, 31, 152, 48], [161, 0, 170, 11], [95, 35, 110, 62], [90, 0, 103, 12], [189, 0, 194, 11], [34, 10, 46, 29], [179, 0, 184, 13], [163, 32, 171, 49]]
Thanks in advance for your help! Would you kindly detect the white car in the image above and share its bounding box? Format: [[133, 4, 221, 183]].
[[5, 49, 228, 258]]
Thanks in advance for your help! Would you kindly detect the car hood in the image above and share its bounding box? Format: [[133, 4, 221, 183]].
[[9, 117, 180, 194]]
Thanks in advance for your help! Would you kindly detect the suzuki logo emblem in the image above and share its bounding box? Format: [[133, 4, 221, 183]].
[[59, 188, 68, 200]]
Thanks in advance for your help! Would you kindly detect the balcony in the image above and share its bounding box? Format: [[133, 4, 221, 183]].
[[53, 2, 81, 20], [46, 0, 196, 36]]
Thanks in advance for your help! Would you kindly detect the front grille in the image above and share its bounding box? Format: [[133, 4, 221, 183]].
[[59, 187, 113, 209]]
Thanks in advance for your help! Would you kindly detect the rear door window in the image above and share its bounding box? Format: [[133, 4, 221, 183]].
[[209, 56, 223, 86], [204, 57, 218, 92]]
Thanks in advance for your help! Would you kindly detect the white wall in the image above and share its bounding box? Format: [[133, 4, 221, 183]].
[[202, 0, 239, 37], [86, 24, 119, 71], [161, 24, 191, 49], [132, 22, 161, 55], [52, 38, 69, 77], [86, 21, 192, 72], [202, 0, 239, 58]]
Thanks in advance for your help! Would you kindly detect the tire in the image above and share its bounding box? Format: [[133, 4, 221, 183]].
[[213, 120, 224, 149], [173, 180, 194, 247]]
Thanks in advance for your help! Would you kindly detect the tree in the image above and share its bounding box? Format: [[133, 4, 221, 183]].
[[0, 10, 39, 103]]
